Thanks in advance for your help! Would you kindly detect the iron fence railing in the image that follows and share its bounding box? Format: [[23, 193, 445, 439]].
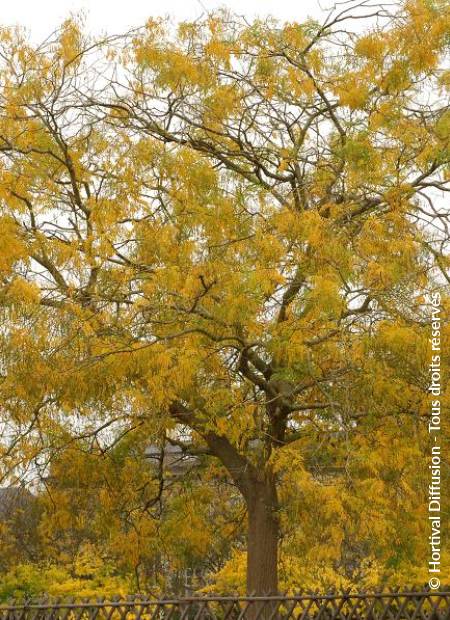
[[1, 592, 449, 620]]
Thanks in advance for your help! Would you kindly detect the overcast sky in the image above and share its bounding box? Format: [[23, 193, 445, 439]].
[[2, 0, 331, 41]]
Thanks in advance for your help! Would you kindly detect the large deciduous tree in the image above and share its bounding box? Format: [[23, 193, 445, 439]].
[[0, 0, 449, 595]]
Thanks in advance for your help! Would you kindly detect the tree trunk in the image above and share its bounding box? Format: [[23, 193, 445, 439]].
[[200, 430, 280, 598], [246, 476, 279, 596]]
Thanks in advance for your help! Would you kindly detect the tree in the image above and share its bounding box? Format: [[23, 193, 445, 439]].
[[0, 0, 449, 595], [35, 432, 242, 594], [0, 487, 41, 571]]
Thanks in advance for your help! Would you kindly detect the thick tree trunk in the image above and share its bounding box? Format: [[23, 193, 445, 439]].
[[200, 430, 280, 598], [246, 477, 279, 596]]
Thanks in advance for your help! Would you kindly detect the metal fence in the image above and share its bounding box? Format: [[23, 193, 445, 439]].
[[1, 592, 450, 620]]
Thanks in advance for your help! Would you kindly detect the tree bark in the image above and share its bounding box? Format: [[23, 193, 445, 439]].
[[201, 430, 279, 597], [246, 476, 279, 596]]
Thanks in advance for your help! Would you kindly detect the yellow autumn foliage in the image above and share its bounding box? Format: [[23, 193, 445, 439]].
[[0, 1, 448, 597]]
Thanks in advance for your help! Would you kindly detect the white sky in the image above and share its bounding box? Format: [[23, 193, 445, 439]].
[[1, 0, 329, 41]]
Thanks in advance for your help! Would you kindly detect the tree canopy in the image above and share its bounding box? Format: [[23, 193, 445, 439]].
[[0, 0, 449, 595]]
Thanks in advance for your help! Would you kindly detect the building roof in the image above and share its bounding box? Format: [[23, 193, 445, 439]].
[[144, 443, 199, 474]]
